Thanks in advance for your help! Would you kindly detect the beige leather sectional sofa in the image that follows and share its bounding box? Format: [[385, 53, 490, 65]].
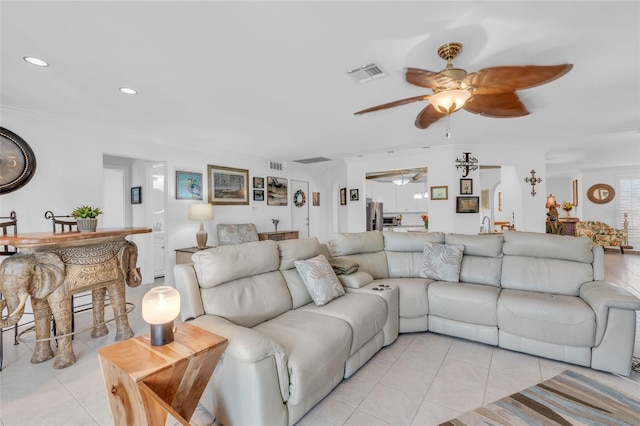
[[174, 230, 640, 426]]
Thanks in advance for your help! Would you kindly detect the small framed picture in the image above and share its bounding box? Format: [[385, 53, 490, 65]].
[[176, 171, 203, 200], [253, 189, 264, 201], [312, 192, 320, 206], [350, 188, 359, 201], [430, 186, 448, 200], [340, 188, 347, 205], [131, 186, 142, 204], [460, 179, 473, 195], [253, 177, 264, 188], [267, 176, 288, 206], [456, 196, 480, 213]]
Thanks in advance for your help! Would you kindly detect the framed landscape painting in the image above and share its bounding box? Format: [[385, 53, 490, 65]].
[[207, 165, 249, 205], [176, 170, 203, 200], [267, 176, 288, 206], [456, 196, 480, 213]]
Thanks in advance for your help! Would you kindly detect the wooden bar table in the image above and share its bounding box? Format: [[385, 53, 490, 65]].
[[0, 228, 152, 370], [0, 227, 151, 249], [97, 322, 228, 425]]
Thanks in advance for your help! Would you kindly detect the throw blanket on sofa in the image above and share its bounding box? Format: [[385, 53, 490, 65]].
[[328, 257, 359, 275]]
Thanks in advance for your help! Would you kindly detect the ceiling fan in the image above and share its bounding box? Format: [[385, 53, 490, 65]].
[[354, 42, 573, 129]]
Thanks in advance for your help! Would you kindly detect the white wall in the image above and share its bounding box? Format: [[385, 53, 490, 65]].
[[343, 145, 547, 234], [0, 107, 334, 284]]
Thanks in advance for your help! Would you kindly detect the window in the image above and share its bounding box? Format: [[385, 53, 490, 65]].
[[618, 175, 640, 248]]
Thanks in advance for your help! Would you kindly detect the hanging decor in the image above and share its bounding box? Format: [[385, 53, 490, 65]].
[[455, 152, 478, 178], [293, 189, 306, 207], [524, 169, 542, 196]]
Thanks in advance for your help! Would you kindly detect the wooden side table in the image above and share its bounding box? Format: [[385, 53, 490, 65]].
[[175, 246, 213, 264], [558, 217, 579, 236], [97, 322, 227, 425], [258, 230, 299, 241]]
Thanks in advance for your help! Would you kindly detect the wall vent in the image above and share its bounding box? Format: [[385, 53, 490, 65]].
[[346, 61, 386, 84], [269, 161, 284, 170]]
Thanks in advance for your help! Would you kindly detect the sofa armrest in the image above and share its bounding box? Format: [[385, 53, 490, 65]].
[[174, 264, 205, 321], [580, 281, 640, 345], [338, 271, 374, 289], [190, 315, 290, 402]]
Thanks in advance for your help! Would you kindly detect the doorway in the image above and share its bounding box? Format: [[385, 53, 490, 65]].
[[290, 179, 310, 238]]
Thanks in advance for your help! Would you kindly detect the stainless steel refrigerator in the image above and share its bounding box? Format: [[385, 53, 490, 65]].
[[366, 201, 383, 231]]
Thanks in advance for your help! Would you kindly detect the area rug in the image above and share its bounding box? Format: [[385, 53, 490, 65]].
[[440, 370, 640, 426]]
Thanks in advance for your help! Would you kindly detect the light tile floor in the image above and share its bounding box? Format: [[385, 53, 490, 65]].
[[1, 251, 639, 426]]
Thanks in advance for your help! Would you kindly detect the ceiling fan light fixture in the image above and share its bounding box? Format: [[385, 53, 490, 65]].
[[392, 178, 410, 186], [430, 89, 471, 114]]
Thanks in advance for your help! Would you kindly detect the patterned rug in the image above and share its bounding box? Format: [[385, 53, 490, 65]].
[[440, 370, 640, 425]]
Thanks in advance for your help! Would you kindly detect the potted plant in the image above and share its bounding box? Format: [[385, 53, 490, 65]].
[[72, 205, 103, 232]]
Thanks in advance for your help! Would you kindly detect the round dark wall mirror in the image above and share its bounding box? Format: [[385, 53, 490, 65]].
[[586, 183, 615, 204], [0, 127, 37, 194]]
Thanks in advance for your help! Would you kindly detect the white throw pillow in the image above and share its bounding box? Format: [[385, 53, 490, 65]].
[[294, 254, 346, 306], [420, 242, 465, 282]]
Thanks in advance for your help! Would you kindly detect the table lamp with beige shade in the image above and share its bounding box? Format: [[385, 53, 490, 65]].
[[189, 203, 214, 249]]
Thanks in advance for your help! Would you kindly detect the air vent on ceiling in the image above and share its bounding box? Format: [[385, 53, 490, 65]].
[[270, 161, 285, 170], [294, 157, 332, 164], [346, 62, 386, 83]]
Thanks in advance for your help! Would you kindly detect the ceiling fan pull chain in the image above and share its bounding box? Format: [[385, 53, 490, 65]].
[[446, 114, 452, 139]]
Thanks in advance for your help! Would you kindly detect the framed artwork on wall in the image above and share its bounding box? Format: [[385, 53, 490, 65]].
[[350, 189, 359, 201], [430, 186, 448, 200], [340, 188, 347, 205], [267, 176, 288, 206], [460, 178, 473, 195], [498, 192, 503, 211], [312, 192, 320, 206], [253, 177, 264, 188], [207, 165, 249, 205], [481, 189, 490, 210], [456, 196, 480, 213], [253, 189, 264, 201], [131, 186, 142, 204], [572, 179, 578, 206], [176, 170, 203, 200]]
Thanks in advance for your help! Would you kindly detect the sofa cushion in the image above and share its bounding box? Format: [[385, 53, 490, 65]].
[[501, 256, 594, 296], [295, 254, 345, 306], [253, 309, 352, 406], [278, 237, 322, 270], [328, 230, 384, 256], [428, 282, 500, 326], [374, 278, 430, 319], [445, 234, 503, 287], [502, 230, 593, 263], [298, 293, 386, 356], [383, 231, 446, 251], [193, 240, 280, 288], [420, 242, 465, 282], [281, 269, 313, 309], [200, 270, 293, 327], [498, 289, 595, 347]]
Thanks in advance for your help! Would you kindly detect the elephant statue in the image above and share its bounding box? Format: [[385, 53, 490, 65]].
[[0, 239, 142, 369]]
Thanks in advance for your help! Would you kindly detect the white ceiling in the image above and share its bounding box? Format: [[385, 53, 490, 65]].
[[1, 1, 639, 178]]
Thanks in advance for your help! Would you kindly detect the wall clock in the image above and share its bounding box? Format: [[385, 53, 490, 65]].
[[0, 127, 37, 194]]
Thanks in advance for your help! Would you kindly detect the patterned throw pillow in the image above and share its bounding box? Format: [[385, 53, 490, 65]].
[[294, 254, 346, 306], [420, 242, 465, 282]]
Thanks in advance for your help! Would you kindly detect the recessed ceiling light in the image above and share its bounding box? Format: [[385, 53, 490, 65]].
[[23, 56, 49, 67], [119, 87, 137, 95]]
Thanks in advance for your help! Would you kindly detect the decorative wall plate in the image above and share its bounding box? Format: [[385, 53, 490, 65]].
[[0, 127, 37, 194]]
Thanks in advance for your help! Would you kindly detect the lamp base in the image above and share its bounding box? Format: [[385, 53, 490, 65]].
[[196, 221, 208, 249], [149, 321, 175, 346]]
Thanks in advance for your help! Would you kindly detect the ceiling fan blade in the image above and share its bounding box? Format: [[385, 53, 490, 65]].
[[463, 92, 529, 117], [415, 104, 446, 129], [354, 94, 430, 115], [405, 68, 444, 89], [465, 64, 573, 95]]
